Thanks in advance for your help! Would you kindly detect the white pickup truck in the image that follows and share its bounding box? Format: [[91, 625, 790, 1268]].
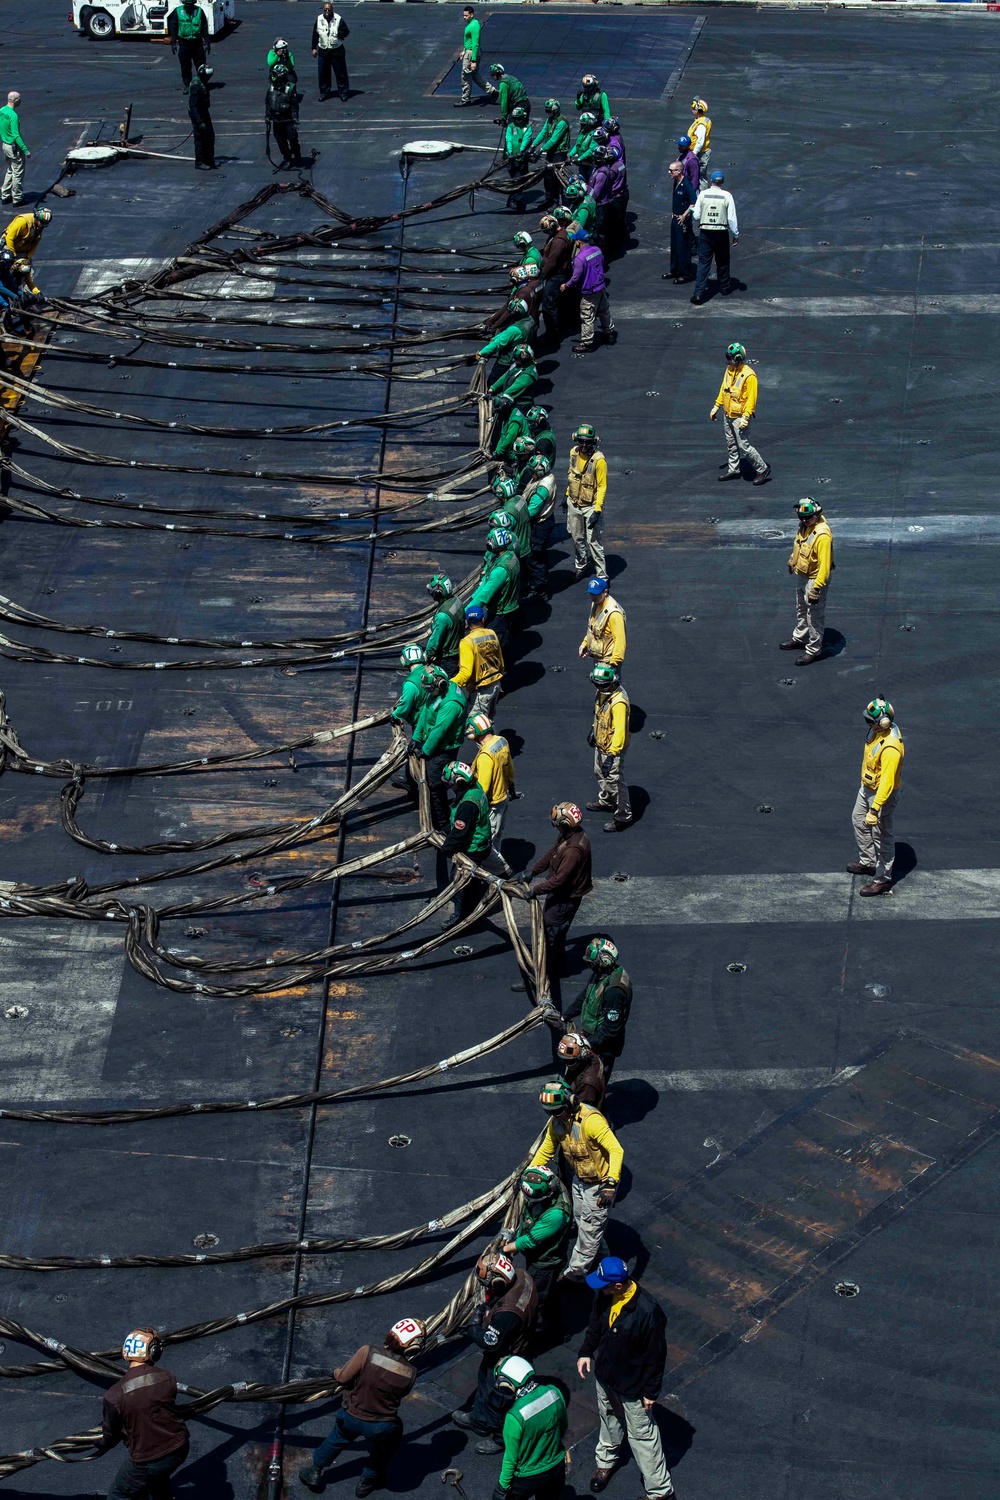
[[70, 0, 235, 42]]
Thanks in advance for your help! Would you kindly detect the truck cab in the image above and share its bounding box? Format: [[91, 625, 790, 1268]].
[[71, 0, 235, 41]]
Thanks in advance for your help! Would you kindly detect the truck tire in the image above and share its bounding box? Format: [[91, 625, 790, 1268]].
[[86, 8, 116, 39]]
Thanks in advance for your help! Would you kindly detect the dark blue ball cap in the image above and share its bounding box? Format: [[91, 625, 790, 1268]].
[[585, 1255, 630, 1290], [587, 577, 609, 596], [711, 169, 725, 184]]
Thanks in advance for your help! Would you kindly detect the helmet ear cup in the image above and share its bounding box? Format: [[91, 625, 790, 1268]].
[[880, 716, 892, 730]]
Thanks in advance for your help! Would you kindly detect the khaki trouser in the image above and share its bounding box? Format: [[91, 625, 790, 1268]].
[[566, 1178, 609, 1274], [485, 797, 512, 876], [852, 786, 897, 881], [580, 288, 614, 346], [723, 413, 767, 476], [461, 50, 493, 103], [2, 144, 25, 204], [594, 748, 630, 822], [567, 503, 606, 574], [595, 1382, 674, 1499], [470, 680, 501, 719], [793, 577, 827, 656]]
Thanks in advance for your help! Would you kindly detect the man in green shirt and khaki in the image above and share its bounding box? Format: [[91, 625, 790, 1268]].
[[0, 93, 29, 207], [457, 5, 495, 107]]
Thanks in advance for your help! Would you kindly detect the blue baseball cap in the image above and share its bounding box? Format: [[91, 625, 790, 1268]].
[[711, 170, 725, 184], [465, 604, 487, 623], [587, 577, 609, 596], [585, 1255, 630, 1290]]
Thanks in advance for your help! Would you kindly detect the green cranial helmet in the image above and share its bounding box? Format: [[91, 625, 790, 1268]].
[[490, 62, 506, 80], [539, 1078, 573, 1113], [492, 477, 518, 501], [527, 454, 551, 477], [544, 98, 561, 117], [584, 935, 620, 971], [726, 342, 746, 362], [864, 696, 894, 726], [494, 1355, 536, 1396], [564, 179, 586, 201], [579, 110, 598, 130], [520, 1164, 558, 1201], [442, 759, 476, 786], [590, 662, 620, 690], [511, 104, 529, 124], [399, 643, 426, 669], [511, 435, 536, 457], [513, 231, 533, 250], [419, 665, 449, 692], [797, 497, 823, 519], [486, 526, 513, 553], [573, 423, 597, 444], [426, 572, 453, 600], [525, 406, 549, 428], [552, 206, 573, 225], [489, 508, 515, 531], [511, 343, 534, 366], [508, 298, 529, 317]]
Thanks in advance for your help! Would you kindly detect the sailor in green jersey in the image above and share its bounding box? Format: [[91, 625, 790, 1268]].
[[471, 528, 521, 653], [531, 99, 570, 207], [492, 399, 530, 462], [412, 667, 468, 830], [502, 1166, 572, 1334], [489, 345, 537, 408], [390, 644, 427, 729], [424, 573, 465, 677], [575, 73, 611, 122], [457, 5, 494, 107], [439, 759, 494, 923], [512, 230, 542, 270], [564, 178, 598, 234], [489, 64, 530, 124], [507, 434, 538, 494], [492, 1356, 568, 1500], [489, 494, 531, 581], [522, 454, 557, 597], [526, 406, 556, 467], [568, 110, 601, 176], [476, 302, 534, 372], [564, 936, 632, 1078]]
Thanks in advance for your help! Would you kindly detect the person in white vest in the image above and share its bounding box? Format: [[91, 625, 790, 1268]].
[[690, 168, 739, 306], [311, 2, 350, 102]]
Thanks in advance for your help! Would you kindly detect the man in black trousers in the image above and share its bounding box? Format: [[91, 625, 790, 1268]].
[[311, 3, 351, 102], [187, 64, 216, 170]]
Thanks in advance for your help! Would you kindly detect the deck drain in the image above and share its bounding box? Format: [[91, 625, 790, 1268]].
[[779, 678, 796, 686], [388, 1134, 411, 1149], [193, 1232, 220, 1250], [679, 614, 696, 623], [184, 927, 207, 938], [611, 872, 629, 883], [759, 528, 784, 540], [865, 982, 891, 999], [4, 1005, 29, 1020], [453, 945, 474, 957], [834, 1281, 860, 1297], [726, 963, 746, 974], [281, 1025, 303, 1038], [649, 731, 664, 740], [756, 804, 773, 814], [899, 624, 915, 632], [548, 665, 565, 673]]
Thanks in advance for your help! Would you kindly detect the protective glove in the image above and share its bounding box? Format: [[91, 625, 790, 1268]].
[[492, 1487, 510, 1500], [737, 416, 749, 431], [709, 405, 718, 421], [596, 1180, 617, 1210], [806, 587, 823, 604], [171, 42, 178, 53], [411, 746, 427, 761], [587, 730, 596, 748], [864, 809, 879, 828]]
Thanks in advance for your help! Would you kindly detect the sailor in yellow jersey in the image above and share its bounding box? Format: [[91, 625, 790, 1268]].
[[565, 423, 607, 579], [689, 97, 711, 171], [781, 498, 833, 664], [465, 712, 516, 877], [587, 663, 631, 832], [711, 341, 770, 485], [578, 576, 626, 666], [848, 697, 904, 896]]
